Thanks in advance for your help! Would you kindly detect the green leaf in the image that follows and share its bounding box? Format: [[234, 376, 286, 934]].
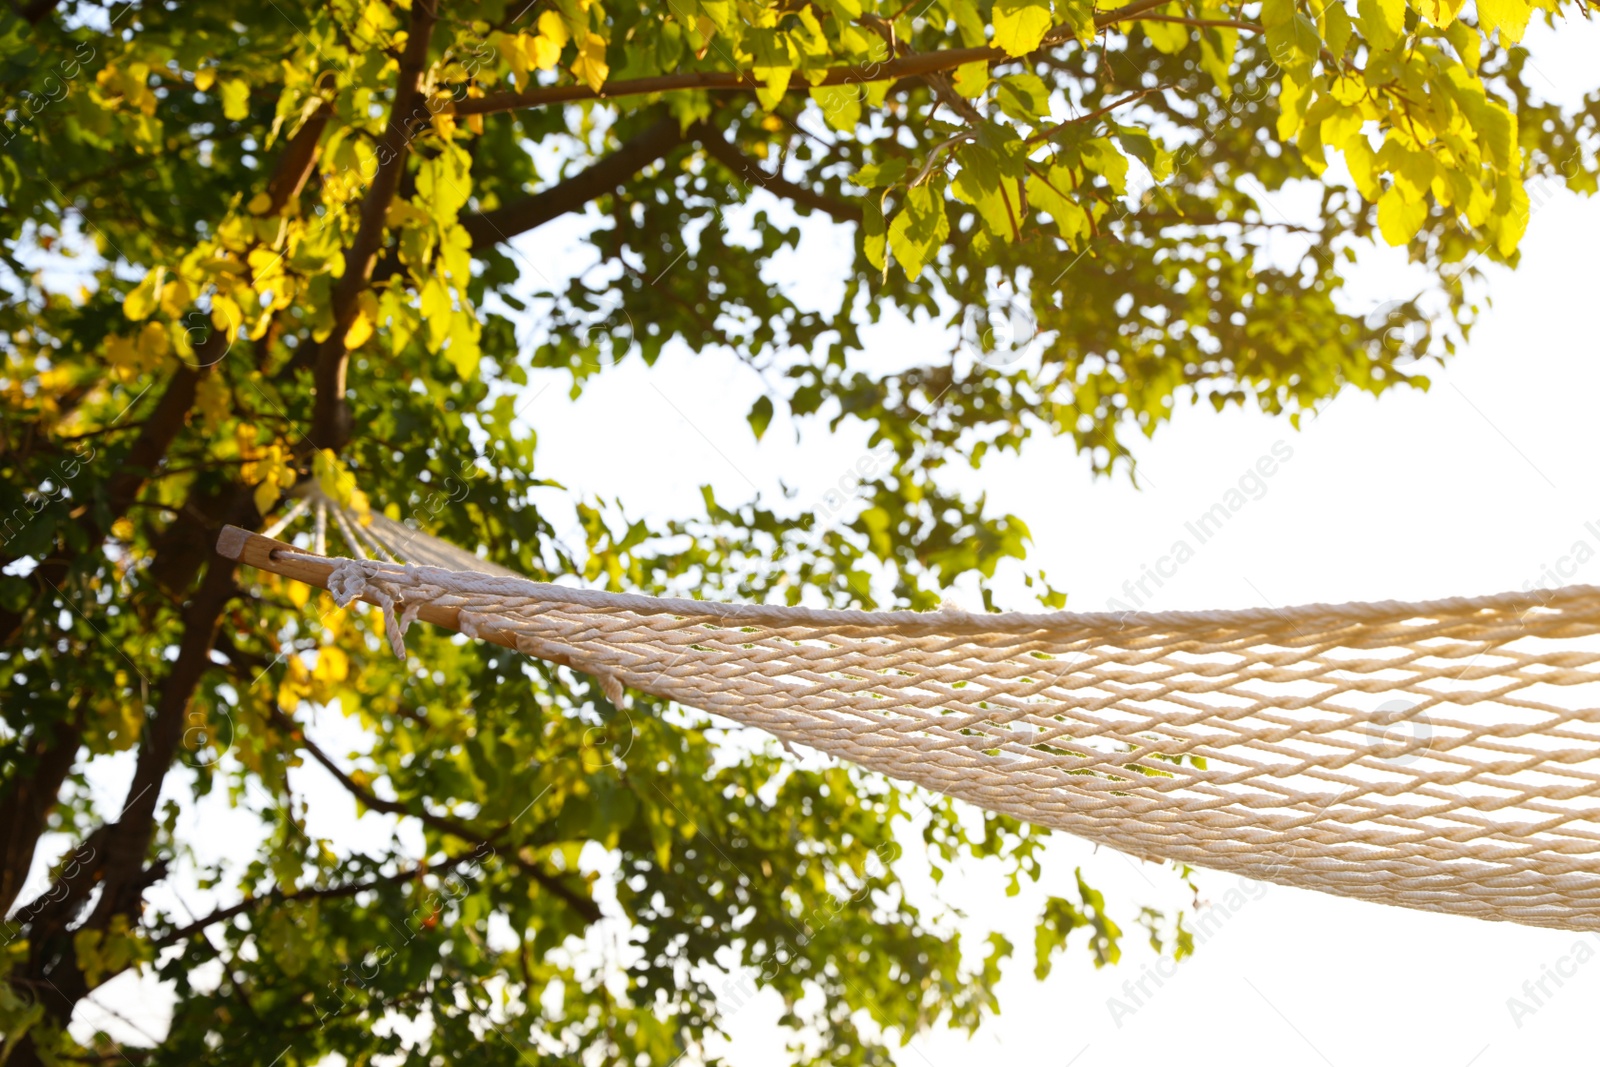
[[1141, 17, 1190, 54], [1114, 127, 1173, 182], [887, 182, 948, 280], [747, 395, 774, 440], [1026, 167, 1089, 245], [953, 145, 1019, 241], [0, 576, 32, 613], [851, 158, 907, 188], [1198, 26, 1238, 96], [863, 197, 888, 272], [1081, 138, 1130, 195], [996, 73, 1050, 123], [811, 85, 862, 132]]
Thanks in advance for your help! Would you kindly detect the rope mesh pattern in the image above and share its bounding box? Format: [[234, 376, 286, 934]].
[[284, 528, 1600, 932]]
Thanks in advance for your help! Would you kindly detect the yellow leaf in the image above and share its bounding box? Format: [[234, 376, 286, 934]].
[[106, 334, 140, 379], [211, 293, 243, 340], [1344, 136, 1380, 201], [314, 646, 349, 684], [572, 32, 609, 92], [254, 479, 282, 515], [1494, 174, 1530, 256], [123, 268, 164, 321], [1356, 0, 1405, 48], [159, 277, 192, 319], [1377, 185, 1428, 245], [247, 192, 273, 214], [138, 321, 170, 363], [496, 30, 531, 89], [420, 276, 452, 351], [751, 65, 791, 110], [951, 60, 989, 99], [1324, 108, 1363, 156], [314, 449, 365, 511], [1328, 72, 1366, 106], [1415, 0, 1466, 27], [529, 19, 567, 71], [220, 79, 251, 122], [538, 10, 570, 51], [343, 296, 377, 350], [992, 0, 1053, 57], [444, 309, 481, 380], [1276, 73, 1310, 141], [220, 78, 250, 121], [196, 373, 230, 429], [1476, 0, 1533, 42], [193, 68, 215, 92]]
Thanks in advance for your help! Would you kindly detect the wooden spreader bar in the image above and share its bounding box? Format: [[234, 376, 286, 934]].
[[215, 525, 524, 654]]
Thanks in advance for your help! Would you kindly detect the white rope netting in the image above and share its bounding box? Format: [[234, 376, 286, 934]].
[[274, 516, 1600, 934]]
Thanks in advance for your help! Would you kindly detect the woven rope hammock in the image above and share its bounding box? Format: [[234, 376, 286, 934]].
[[219, 497, 1600, 934]]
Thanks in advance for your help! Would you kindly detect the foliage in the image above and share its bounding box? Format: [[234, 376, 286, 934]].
[[1, 0, 1596, 1062]]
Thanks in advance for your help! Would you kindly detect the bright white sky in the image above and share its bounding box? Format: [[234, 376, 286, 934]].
[[46, 19, 1600, 1066]]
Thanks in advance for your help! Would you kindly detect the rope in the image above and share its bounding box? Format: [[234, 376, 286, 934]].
[[264, 495, 1600, 933]]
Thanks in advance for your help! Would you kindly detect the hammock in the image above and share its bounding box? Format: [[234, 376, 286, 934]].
[[217, 502, 1600, 934]]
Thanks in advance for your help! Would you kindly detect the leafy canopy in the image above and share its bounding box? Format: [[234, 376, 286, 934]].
[[1, 0, 1596, 1063]]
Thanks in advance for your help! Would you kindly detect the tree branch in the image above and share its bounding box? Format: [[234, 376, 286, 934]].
[[8, 553, 241, 1066], [309, 0, 440, 451], [272, 707, 602, 924], [0, 717, 82, 917], [454, 0, 1178, 117], [461, 115, 865, 250], [153, 849, 485, 947], [1136, 15, 1264, 31], [12, 0, 61, 24], [1026, 85, 1170, 145], [463, 114, 686, 247], [698, 131, 863, 223]]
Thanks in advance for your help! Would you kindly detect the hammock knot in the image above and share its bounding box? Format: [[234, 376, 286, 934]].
[[325, 558, 373, 609], [325, 559, 411, 657]]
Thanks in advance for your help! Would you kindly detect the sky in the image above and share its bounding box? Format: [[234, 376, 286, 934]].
[[34, 18, 1600, 1067]]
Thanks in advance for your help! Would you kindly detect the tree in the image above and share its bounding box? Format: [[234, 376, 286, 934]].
[[1, 0, 1595, 1061]]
